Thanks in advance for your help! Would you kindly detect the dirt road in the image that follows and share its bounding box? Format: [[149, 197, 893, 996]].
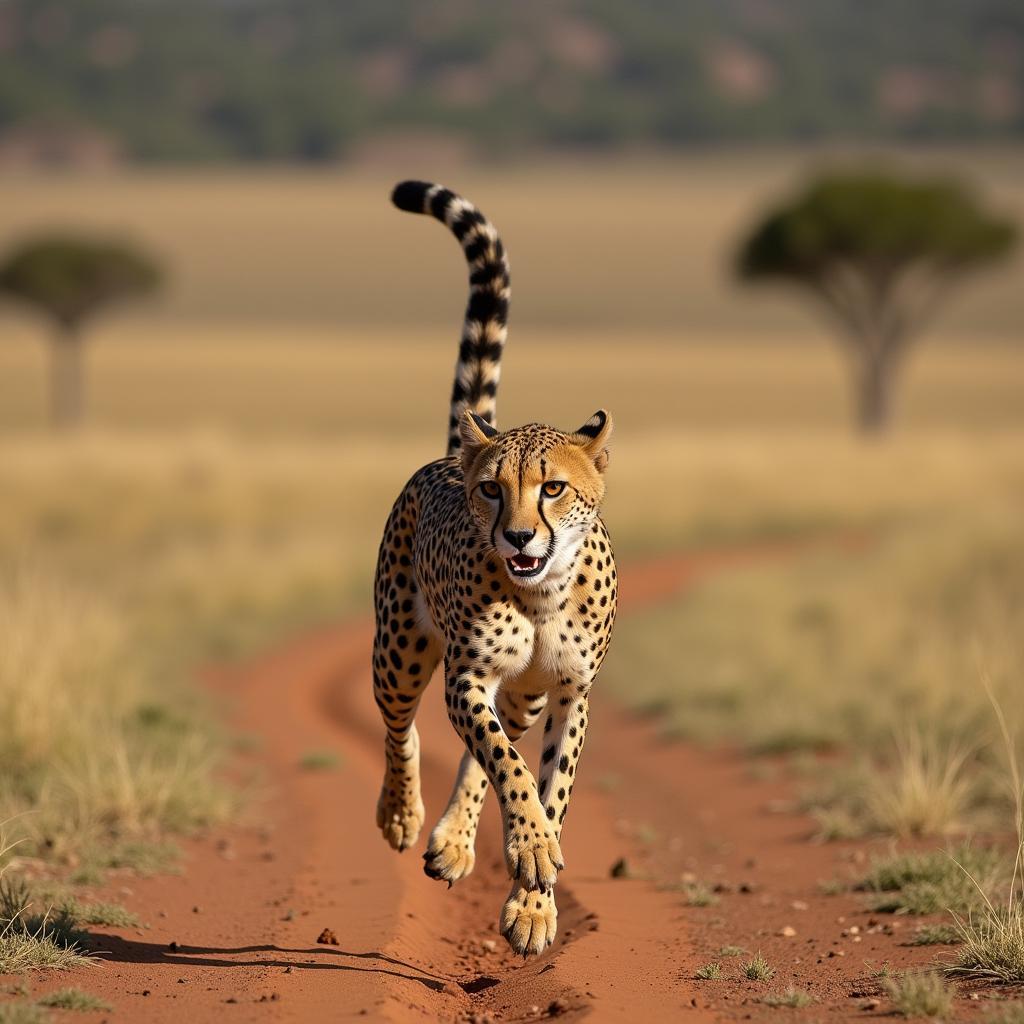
[[27, 541, 957, 1022]]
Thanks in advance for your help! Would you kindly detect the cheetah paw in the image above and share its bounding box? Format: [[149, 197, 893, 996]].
[[375, 787, 424, 852], [504, 829, 564, 892], [500, 884, 557, 957], [422, 822, 477, 885]]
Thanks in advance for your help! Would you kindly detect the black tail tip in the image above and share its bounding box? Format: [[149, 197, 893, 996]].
[[391, 180, 434, 213]]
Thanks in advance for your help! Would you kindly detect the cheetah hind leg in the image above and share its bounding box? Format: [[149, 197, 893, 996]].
[[375, 725, 427, 851], [423, 751, 486, 885]]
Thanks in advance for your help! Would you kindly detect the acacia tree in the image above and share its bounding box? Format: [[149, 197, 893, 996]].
[[736, 171, 1017, 433], [0, 236, 161, 428]]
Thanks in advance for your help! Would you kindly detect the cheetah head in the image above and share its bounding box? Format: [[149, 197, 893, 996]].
[[459, 409, 612, 588]]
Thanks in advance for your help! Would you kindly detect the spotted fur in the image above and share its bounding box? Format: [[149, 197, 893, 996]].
[[373, 182, 617, 957]]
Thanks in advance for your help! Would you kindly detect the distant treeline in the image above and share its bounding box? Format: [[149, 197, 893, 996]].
[[0, 0, 1022, 162]]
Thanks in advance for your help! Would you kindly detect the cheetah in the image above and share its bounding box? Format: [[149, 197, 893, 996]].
[[372, 181, 617, 957]]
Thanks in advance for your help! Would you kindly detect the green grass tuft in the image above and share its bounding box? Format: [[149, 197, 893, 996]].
[[37, 989, 111, 1012], [911, 924, 962, 946], [718, 944, 746, 957], [0, 873, 90, 974], [762, 986, 814, 1008], [684, 883, 719, 907], [985, 1003, 1024, 1024], [818, 877, 848, 895], [944, 684, 1024, 985], [74, 901, 140, 929], [882, 971, 955, 1018], [947, 895, 1024, 982], [695, 962, 723, 980], [0, 929, 91, 975], [0, 1004, 49, 1024], [69, 840, 179, 885], [857, 845, 1001, 915], [298, 749, 342, 771], [744, 951, 775, 981]]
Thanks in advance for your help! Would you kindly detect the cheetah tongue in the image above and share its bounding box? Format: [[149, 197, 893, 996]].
[[509, 554, 541, 571]]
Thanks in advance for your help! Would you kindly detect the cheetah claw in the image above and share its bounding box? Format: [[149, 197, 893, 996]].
[[421, 831, 477, 885], [500, 884, 557, 957]]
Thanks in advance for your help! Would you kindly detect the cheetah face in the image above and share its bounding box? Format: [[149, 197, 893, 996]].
[[459, 410, 613, 587]]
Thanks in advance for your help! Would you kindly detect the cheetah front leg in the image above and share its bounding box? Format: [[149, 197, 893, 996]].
[[424, 689, 548, 886], [443, 665, 563, 893], [537, 686, 591, 831], [498, 686, 592, 956]]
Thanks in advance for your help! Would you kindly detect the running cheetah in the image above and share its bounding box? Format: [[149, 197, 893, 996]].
[[373, 181, 617, 957]]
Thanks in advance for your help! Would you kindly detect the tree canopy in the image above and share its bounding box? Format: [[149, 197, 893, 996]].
[[735, 170, 1017, 431], [737, 172, 1017, 345], [738, 173, 1017, 283], [0, 236, 162, 328]]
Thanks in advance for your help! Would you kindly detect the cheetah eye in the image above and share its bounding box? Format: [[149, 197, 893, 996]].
[[479, 480, 501, 500], [541, 480, 567, 498]]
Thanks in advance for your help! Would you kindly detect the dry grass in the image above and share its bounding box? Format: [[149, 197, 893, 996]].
[[0, 839, 88, 975], [35, 989, 110, 1012], [605, 505, 1024, 834], [911, 925, 962, 946], [0, 918, 90, 976], [762, 987, 814, 1008], [951, 903, 1024, 982], [298, 750, 343, 772], [0, 433, 400, 870], [2, 329, 1023, 438], [857, 847, 1002, 916], [986, 1003, 1024, 1024], [0, 1005, 49, 1024], [718, 945, 746, 957], [947, 696, 1024, 984], [865, 732, 976, 838], [882, 971, 956, 1018], [744, 952, 776, 981], [0, 154, 1019, 338], [0, 571, 230, 865]]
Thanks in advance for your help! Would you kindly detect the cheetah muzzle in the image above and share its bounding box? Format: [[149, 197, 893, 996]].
[[370, 180, 617, 958]]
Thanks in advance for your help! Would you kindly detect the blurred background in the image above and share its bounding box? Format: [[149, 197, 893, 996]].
[[0, 1, 1022, 879]]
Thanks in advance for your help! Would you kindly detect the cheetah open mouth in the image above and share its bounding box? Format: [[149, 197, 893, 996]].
[[506, 554, 547, 578]]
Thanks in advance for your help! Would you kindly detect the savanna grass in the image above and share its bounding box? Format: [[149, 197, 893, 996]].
[[857, 846, 1001, 916], [882, 972, 955, 1018], [985, 1003, 1024, 1024], [744, 952, 775, 981], [0, 1005, 49, 1024], [0, 875, 89, 974], [762, 987, 814, 1008], [695, 962, 723, 980], [911, 924, 962, 946], [36, 989, 110, 1012], [605, 507, 1024, 838], [947, 690, 1024, 983]]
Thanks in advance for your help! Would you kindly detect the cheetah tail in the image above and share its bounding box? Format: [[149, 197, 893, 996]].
[[391, 181, 510, 457]]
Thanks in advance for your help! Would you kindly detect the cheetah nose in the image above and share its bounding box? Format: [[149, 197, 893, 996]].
[[503, 529, 535, 551]]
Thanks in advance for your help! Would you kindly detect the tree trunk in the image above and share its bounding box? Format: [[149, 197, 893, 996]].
[[50, 323, 85, 430], [856, 349, 896, 435]]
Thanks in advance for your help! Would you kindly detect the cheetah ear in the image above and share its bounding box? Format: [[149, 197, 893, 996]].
[[571, 409, 613, 473], [459, 410, 498, 463]]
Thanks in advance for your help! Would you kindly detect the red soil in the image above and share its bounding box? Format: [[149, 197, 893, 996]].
[[14, 540, 998, 1022]]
